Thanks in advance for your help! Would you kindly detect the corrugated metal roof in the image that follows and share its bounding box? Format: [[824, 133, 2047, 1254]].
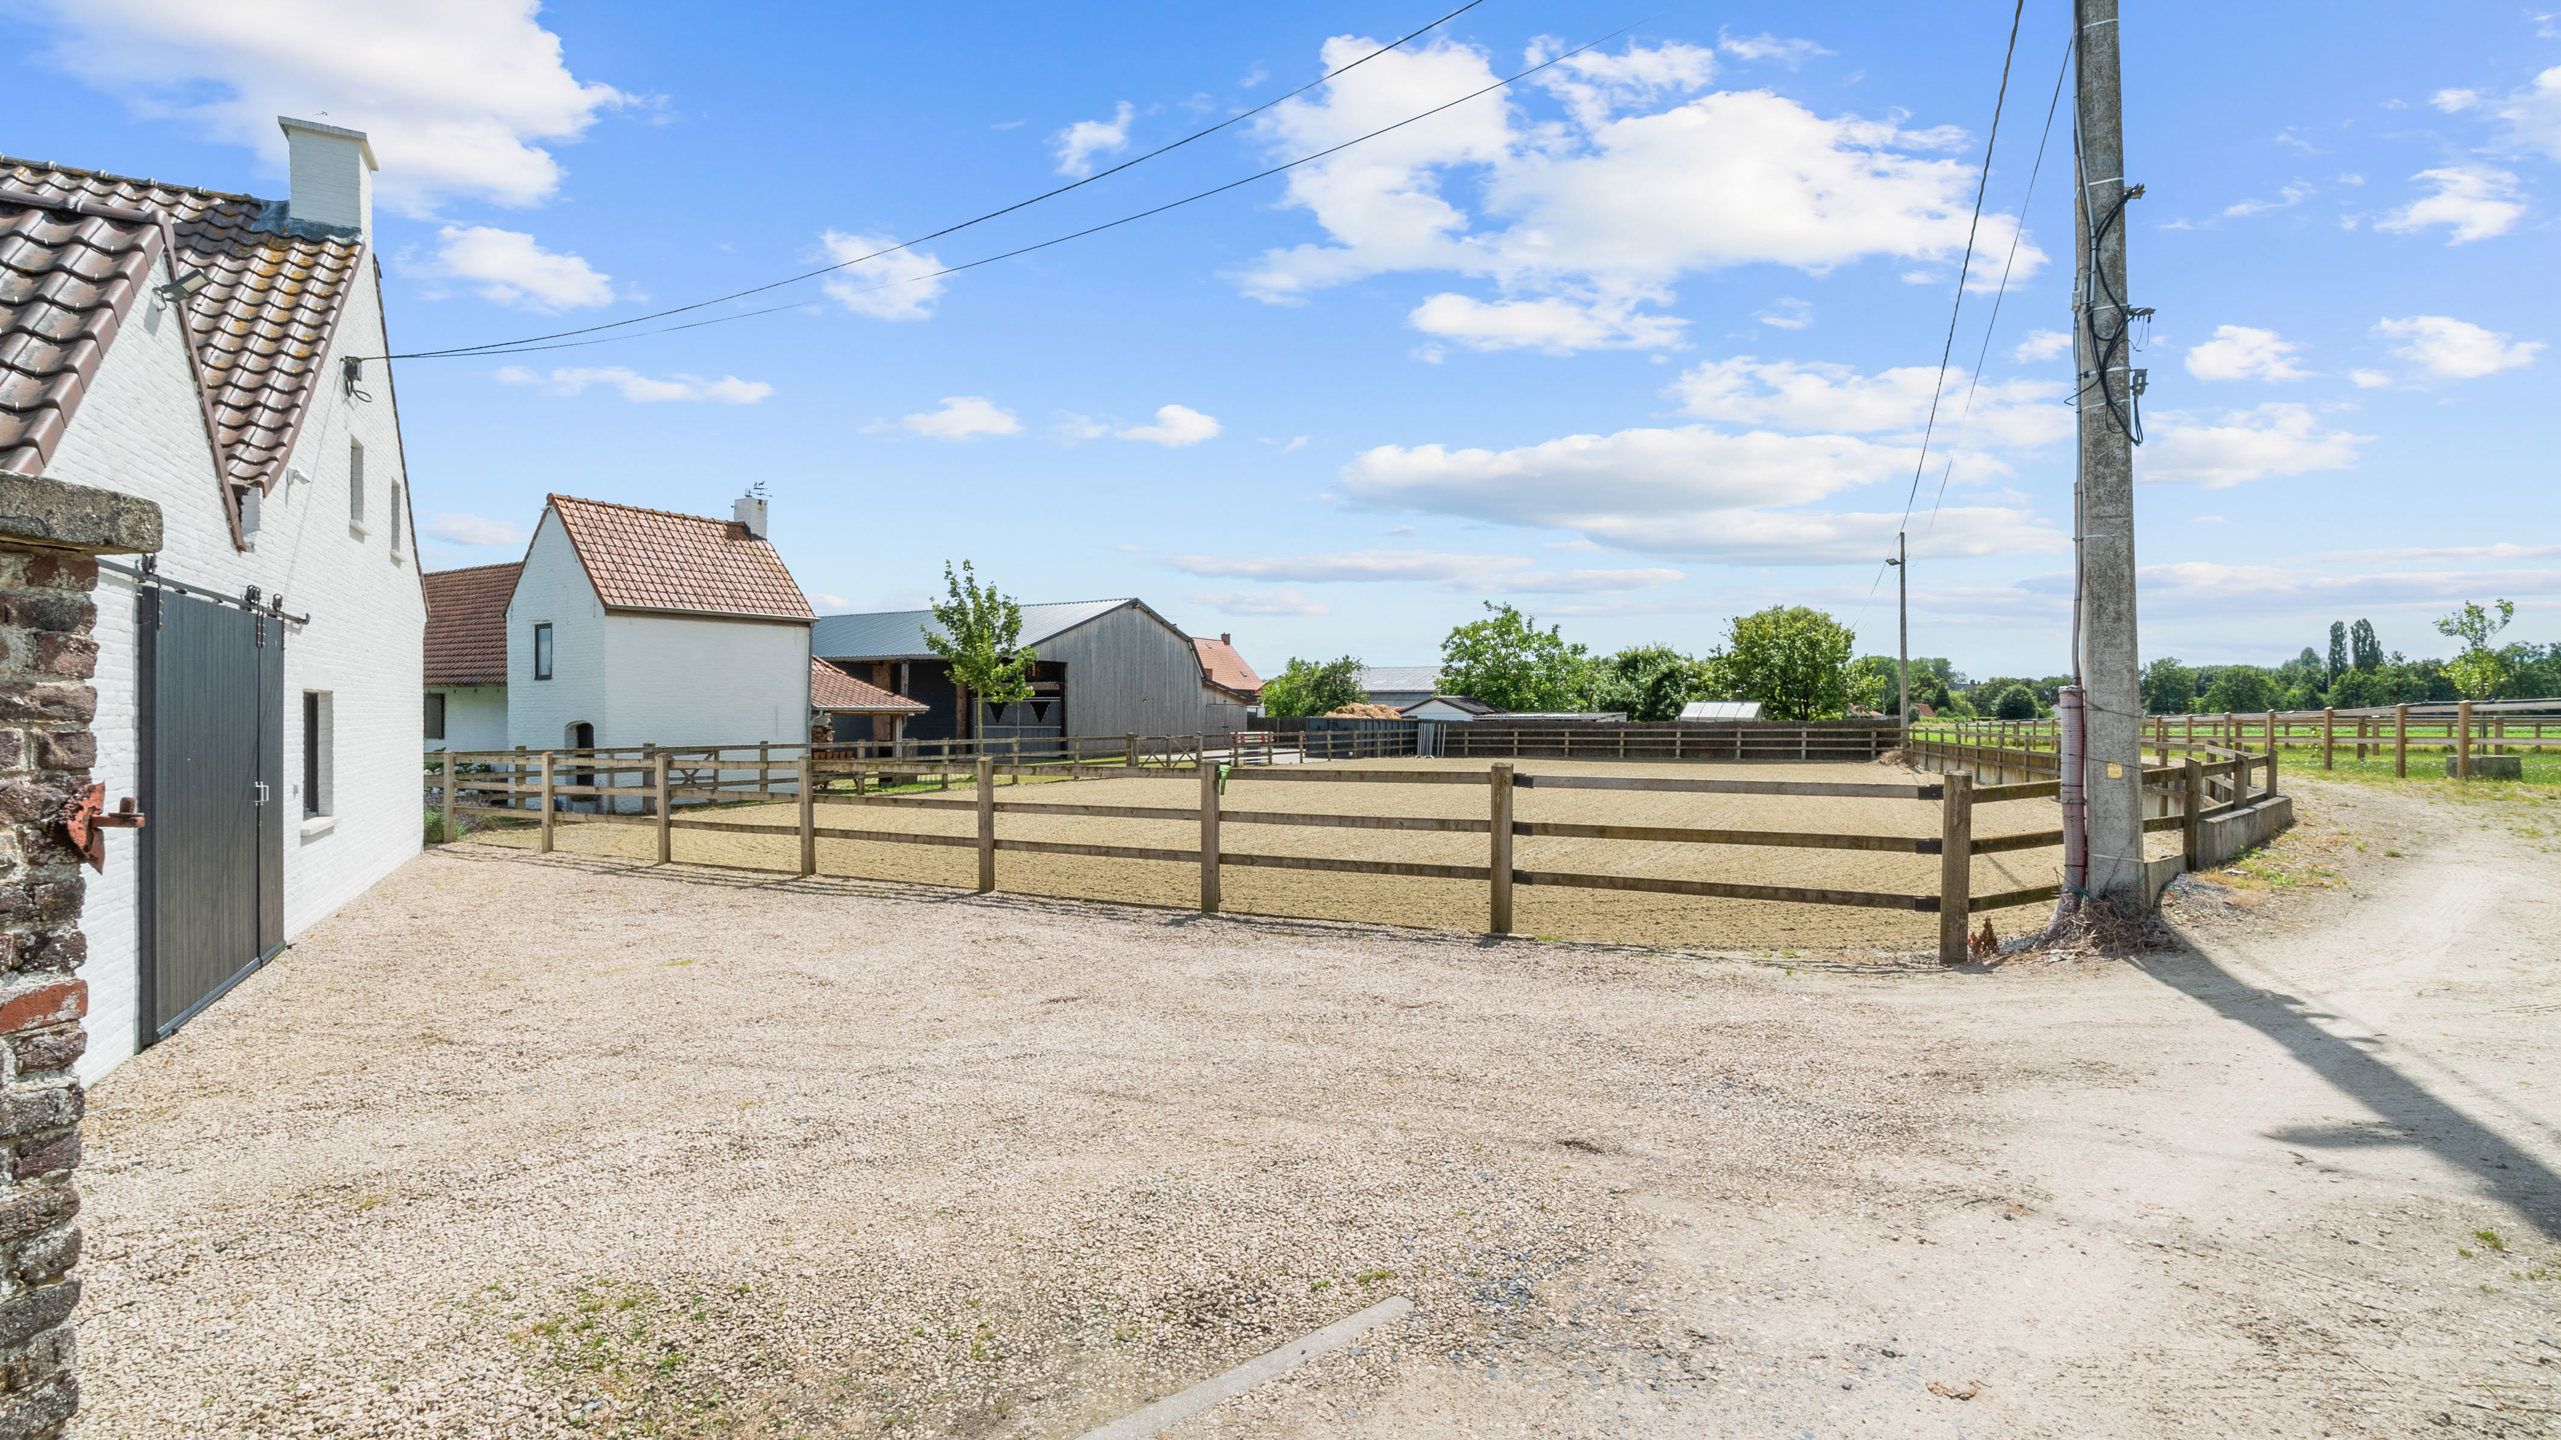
[[812, 598, 1132, 661], [1679, 700, 1765, 721], [1358, 665, 1440, 697]]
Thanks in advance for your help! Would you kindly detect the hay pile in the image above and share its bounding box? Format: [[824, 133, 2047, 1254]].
[[1325, 702, 1409, 719]]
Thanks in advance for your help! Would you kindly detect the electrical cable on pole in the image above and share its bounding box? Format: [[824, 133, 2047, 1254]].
[[2067, 0, 2147, 906], [356, 1, 1496, 365]]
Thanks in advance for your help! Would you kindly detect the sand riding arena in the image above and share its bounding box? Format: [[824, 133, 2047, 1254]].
[[434, 732, 2210, 954]]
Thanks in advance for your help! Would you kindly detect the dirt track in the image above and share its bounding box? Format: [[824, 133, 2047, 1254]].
[[474, 759, 2161, 951]]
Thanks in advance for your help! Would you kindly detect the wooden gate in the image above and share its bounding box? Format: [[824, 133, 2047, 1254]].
[[137, 586, 285, 1043]]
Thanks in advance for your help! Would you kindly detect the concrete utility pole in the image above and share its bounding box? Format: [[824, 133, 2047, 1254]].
[[2073, 0, 2146, 901], [1888, 531, 1909, 743]]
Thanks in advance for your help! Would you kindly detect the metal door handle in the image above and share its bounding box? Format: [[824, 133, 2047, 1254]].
[[253, 781, 271, 806]]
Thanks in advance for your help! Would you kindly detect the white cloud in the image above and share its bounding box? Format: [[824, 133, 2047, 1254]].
[[2141, 403, 2370, 488], [2376, 165, 2526, 243], [1190, 589, 1329, 617], [2221, 180, 2314, 218], [2012, 328, 2071, 363], [2135, 560, 2561, 614], [1533, 39, 1718, 129], [1754, 297, 1814, 330], [1332, 422, 2065, 562], [1053, 101, 1134, 176], [817, 231, 948, 321], [2376, 314, 2544, 379], [494, 365, 771, 404], [2182, 324, 2310, 382], [1169, 549, 1680, 594], [2488, 65, 2561, 159], [20, 0, 628, 214], [425, 513, 528, 547], [2348, 368, 2394, 389], [2431, 88, 2482, 113], [1243, 39, 2043, 323], [1116, 404, 1221, 447], [1407, 293, 1686, 353], [1670, 355, 2070, 449], [897, 395, 1020, 439], [420, 225, 612, 311], [1715, 30, 1831, 66]]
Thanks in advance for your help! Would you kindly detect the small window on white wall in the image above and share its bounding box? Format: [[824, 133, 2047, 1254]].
[[533, 622, 554, 681], [348, 438, 368, 532], [302, 690, 334, 820]]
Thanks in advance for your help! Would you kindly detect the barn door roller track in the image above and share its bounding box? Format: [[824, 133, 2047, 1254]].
[[100, 555, 312, 626]]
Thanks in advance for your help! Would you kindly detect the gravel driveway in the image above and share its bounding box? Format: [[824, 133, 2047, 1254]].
[[75, 785, 2561, 1437]]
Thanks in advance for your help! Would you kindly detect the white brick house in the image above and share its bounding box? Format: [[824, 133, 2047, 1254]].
[[0, 121, 424, 1076], [505, 494, 815, 756]]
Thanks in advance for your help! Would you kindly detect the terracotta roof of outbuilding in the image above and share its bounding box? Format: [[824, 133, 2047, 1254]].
[[423, 562, 520, 687], [547, 494, 814, 622], [810, 658, 927, 714], [1192, 635, 1262, 697], [0, 157, 364, 493]]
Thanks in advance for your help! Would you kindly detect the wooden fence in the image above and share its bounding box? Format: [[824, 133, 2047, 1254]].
[[422, 735, 2220, 963], [1445, 720, 1898, 762], [1923, 697, 2558, 780]]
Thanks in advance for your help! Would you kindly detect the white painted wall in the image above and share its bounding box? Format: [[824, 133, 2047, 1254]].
[[602, 612, 809, 749], [52, 249, 425, 1080], [501, 511, 607, 752], [426, 686, 506, 752]]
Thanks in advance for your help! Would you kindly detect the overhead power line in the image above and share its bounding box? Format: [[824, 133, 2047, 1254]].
[[380, 11, 1656, 364], [365, 0, 1490, 364], [1894, 0, 2028, 533], [1924, 32, 2074, 535]]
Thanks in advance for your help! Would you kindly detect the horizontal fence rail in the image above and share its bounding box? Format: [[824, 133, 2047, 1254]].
[[1917, 697, 2558, 781], [428, 717, 2193, 961]]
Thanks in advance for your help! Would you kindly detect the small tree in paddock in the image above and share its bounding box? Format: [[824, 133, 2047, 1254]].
[[2435, 599, 2515, 700], [923, 560, 1035, 738]]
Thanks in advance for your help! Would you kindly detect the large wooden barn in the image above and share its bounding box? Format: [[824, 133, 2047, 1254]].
[[812, 598, 1255, 745]]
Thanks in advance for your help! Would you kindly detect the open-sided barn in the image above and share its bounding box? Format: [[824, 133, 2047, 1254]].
[[812, 598, 1253, 745]]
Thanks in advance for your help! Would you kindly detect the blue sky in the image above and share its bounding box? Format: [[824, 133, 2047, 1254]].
[[8, 1, 2557, 678]]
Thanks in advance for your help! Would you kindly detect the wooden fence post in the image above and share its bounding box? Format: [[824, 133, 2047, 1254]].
[[1488, 762, 1515, 935], [2321, 707, 2335, 770], [758, 740, 771, 797], [2456, 700, 2473, 780], [440, 751, 456, 844], [2264, 742, 2278, 800], [538, 752, 556, 854], [1199, 759, 1221, 914], [1125, 733, 1138, 770], [653, 751, 672, 864], [975, 757, 996, 892], [1937, 772, 1971, 965], [797, 753, 816, 876], [2181, 758, 2203, 869], [2394, 703, 2409, 778]]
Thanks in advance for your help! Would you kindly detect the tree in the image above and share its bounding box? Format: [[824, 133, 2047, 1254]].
[[2349, 618, 2382, 672], [2202, 665, 2275, 715], [1847, 655, 1899, 714], [1990, 682, 2039, 720], [2141, 656, 2198, 714], [1718, 605, 1855, 721], [1590, 644, 1714, 721], [922, 560, 1035, 738], [1259, 655, 1365, 718], [1438, 603, 1594, 712], [2435, 600, 2515, 700], [2326, 621, 2348, 685]]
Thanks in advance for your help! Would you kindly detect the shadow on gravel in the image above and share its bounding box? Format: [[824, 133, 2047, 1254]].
[[2132, 944, 2561, 1238]]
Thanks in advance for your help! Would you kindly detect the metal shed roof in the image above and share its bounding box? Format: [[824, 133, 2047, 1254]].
[[1358, 665, 1441, 697], [812, 598, 1133, 661], [1679, 700, 1765, 721]]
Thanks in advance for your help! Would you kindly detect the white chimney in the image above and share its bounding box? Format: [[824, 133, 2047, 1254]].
[[277, 116, 377, 235], [734, 489, 769, 539]]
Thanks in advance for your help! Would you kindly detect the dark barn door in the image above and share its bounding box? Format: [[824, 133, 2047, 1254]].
[[139, 587, 286, 1042]]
